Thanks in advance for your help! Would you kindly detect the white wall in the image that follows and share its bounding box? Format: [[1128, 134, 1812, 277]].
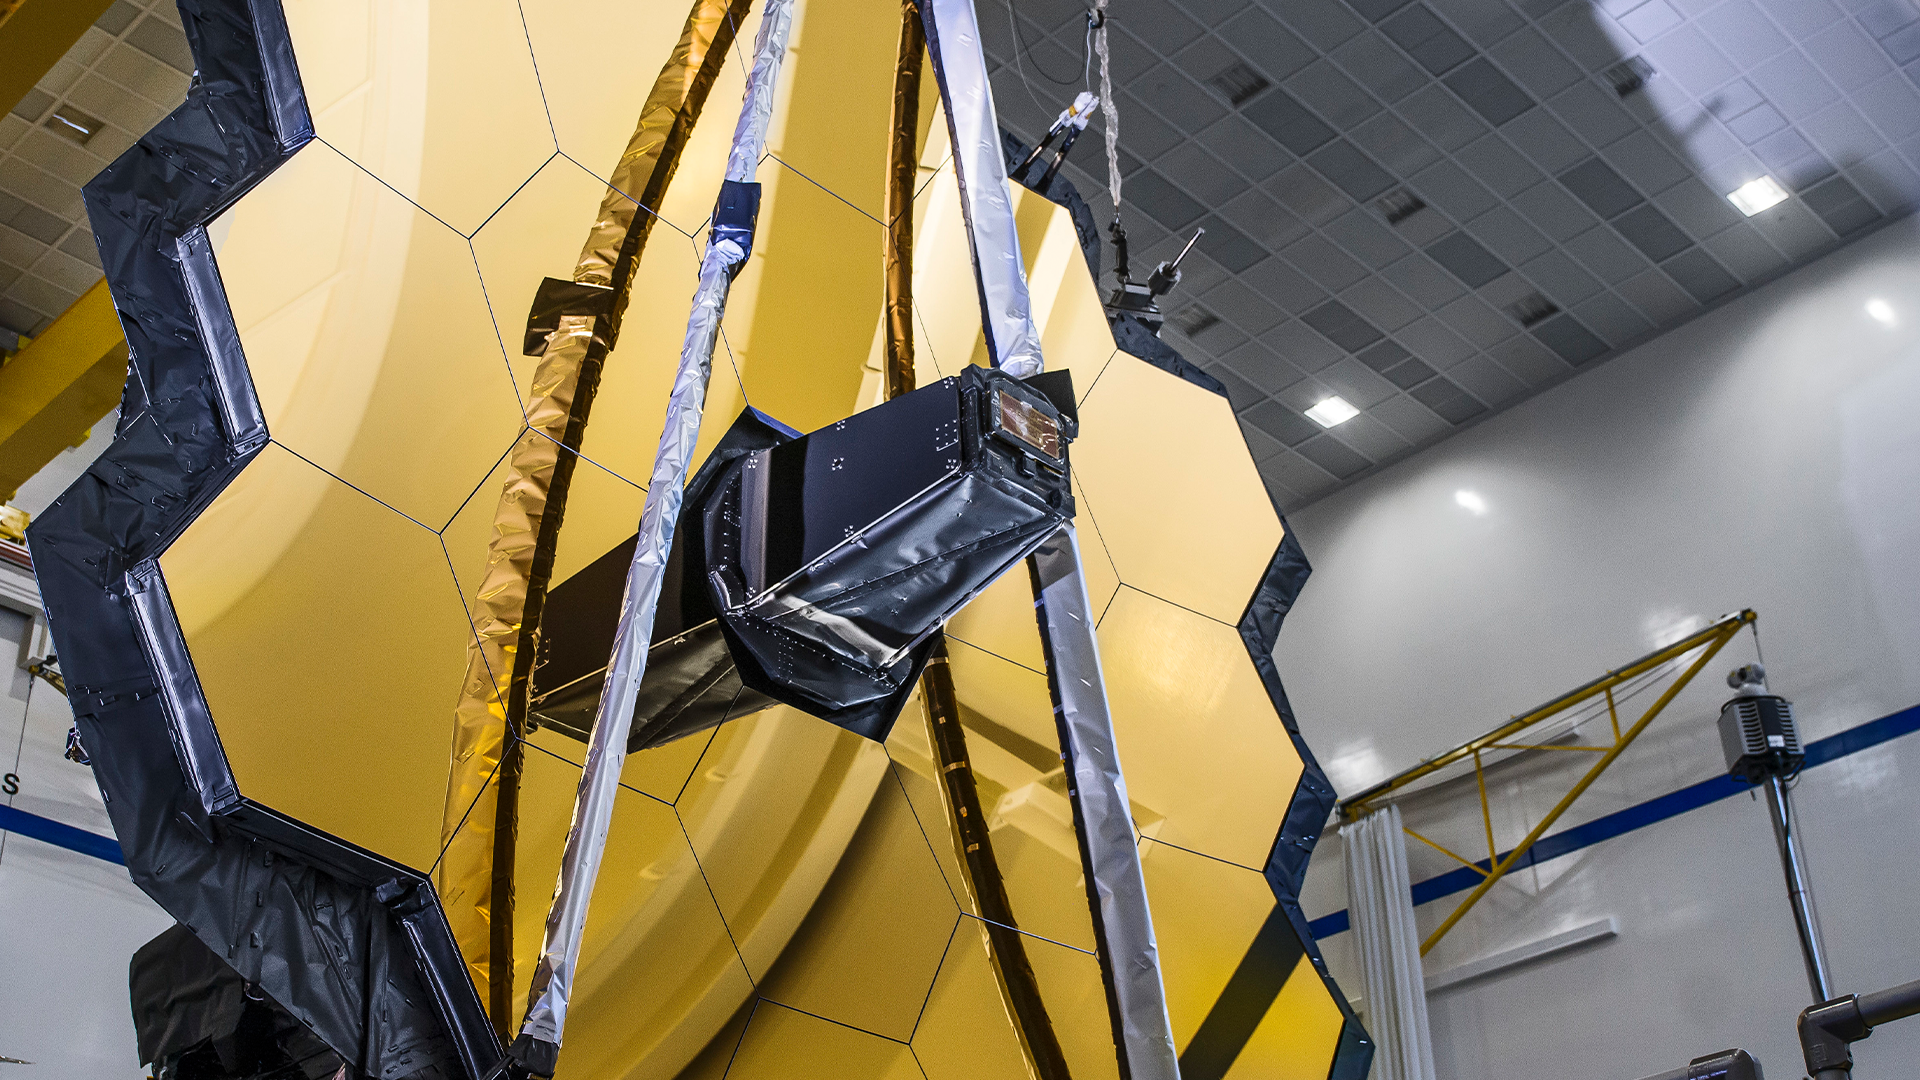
[[1282, 214, 1920, 1080], [0, 603, 172, 1076]]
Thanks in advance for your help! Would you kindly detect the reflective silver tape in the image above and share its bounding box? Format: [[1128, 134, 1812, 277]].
[[1030, 526, 1181, 1080], [517, 0, 795, 1051], [921, 0, 1043, 378]]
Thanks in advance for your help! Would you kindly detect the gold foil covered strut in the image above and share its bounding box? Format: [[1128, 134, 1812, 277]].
[[435, 0, 755, 1035]]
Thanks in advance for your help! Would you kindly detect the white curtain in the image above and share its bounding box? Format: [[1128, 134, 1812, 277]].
[[1343, 804, 1437, 1080]]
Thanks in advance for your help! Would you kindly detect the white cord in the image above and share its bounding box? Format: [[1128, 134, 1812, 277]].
[[1093, 0, 1120, 221]]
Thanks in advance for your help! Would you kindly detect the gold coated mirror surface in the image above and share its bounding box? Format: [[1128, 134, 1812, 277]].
[[147, 0, 1355, 1075]]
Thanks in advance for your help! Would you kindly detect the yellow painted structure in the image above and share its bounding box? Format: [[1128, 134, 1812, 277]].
[[0, 0, 117, 118], [148, 0, 1354, 1075], [0, 279, 126, 502]]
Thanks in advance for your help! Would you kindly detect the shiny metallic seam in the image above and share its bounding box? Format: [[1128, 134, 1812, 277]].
[[435, 0, 749, 1018], [920, 0, 1042, 378], [1032, 527, 1181, 1080], [516, 0, 796, 1050]]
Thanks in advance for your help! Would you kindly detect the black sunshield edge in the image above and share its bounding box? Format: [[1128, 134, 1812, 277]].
[[25, 0, 495, 1075], [1002, 129, 1373, 1080]]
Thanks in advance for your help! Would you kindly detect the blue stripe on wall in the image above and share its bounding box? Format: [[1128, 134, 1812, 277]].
[[0, 803, 125, 865], [1308, 702, 1920, 940]]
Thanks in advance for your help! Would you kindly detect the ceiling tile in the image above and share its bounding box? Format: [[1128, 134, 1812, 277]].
[[1619, 0, 1685, 42], [1559, 155, 1646, 216], [1852, 71, 1920, 141], [1565, 222, 1653, 281], [1158, 141, 1252, 206], [1296, 432, 1376, 476], [1519, 246, 1607, 304], [1318, 356, 1401, 408], [1236, 420, 1290, 464], [1242, 87, 1339, 156], [1341, 273, 1426, 328], [1282, 230, 1371, 289], [1613, 203, 1694, 259], [1383, 4, 1480, 74], [1356, 338, 1413, 371], [1351, 110, 1445, 174], [1801, 20, 1895, 92], [1123, 1, 1207, 52], [1308, 139, 1399, 201], [1448, 353, 1529, 404], [1748, 48, 1842, 121], [1243, 253, 1332, 312], [1302, 296, 1387, 350], [1382, 354, 1440, 387], [1643, 25, 1743, 95], [1571, 289, 1657, 343], [1615, 266, 1699, 322], [1408, 374, 1488, 421], [1510, 178, 1601, 241], [1653, 176, 1744, 236], [1539, 3, 1624, 70], [1661, 246, 1742, 301], [1501, 106, 1592, 172], [1466, 205, 1554, 264], [1198, 115, 1294, 180], [1396, 312, 1479, 363], [1411, 157, 1500, 219], [1851, 148, 1920, 212], [1380, 249, 1467, 305], [1437, 292, 1518, 347], [1267, 161, 1351, 224], [1263, 316, 1349, 370], [1323, 207, 1414, 269], [1700, 220, 1790, 280], [1243, 397, 1324, 445], [1602, 127, 1693, 194], [1259, 449, 1340, 500], [1206, 361, 1272, 412], [1755, 0, 1843, 36], [1219, 339, 1306, 392], [1330, 411, 1415, 461], [1456, 131, 1545, 196], [1488, 331, 1573, 384], [1204, 274, 1289, 331], [1368, 390, 1455, 441], [1271, 0, 1368, 50], [1129, 168, 1208, 229], [1425, 0, 1528, 48], [1332, 30, 1430, 102], [1396, 82, 1491, 149], [1221, 189, 1314, 249], [1138, 64, 1231, 131], [1490, 28, 1586, 97], [1222, 8, 1320, 80], [1116, 92, 1186, 158], [1698, 0, 1795, 65], [1444, 58, 1537, 125], [1426, 229, 1510, 286], [1287, 59, 1384, 129], [1532, 310, 1613, 362]]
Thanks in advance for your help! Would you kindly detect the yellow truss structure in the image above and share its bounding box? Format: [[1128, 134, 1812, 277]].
[[1340, 609, 1757, 955]]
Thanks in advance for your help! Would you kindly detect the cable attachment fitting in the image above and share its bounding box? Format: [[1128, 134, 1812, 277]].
[[710, 179, 762, 279], [1010, 91, 1099, 191], [1105, 225, 1203, 334]]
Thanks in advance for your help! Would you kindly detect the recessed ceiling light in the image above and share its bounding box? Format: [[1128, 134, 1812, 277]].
[[1728, 176, 1788, 216], [1305, 396, 1358, 428], [1867, 298, 1896, 326], [1454, 489, 1487, 515]]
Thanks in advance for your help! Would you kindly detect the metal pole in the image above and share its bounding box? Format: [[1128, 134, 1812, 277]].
[[502, 2, 795, 1073], [1766, 775, 1833, 1003]]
